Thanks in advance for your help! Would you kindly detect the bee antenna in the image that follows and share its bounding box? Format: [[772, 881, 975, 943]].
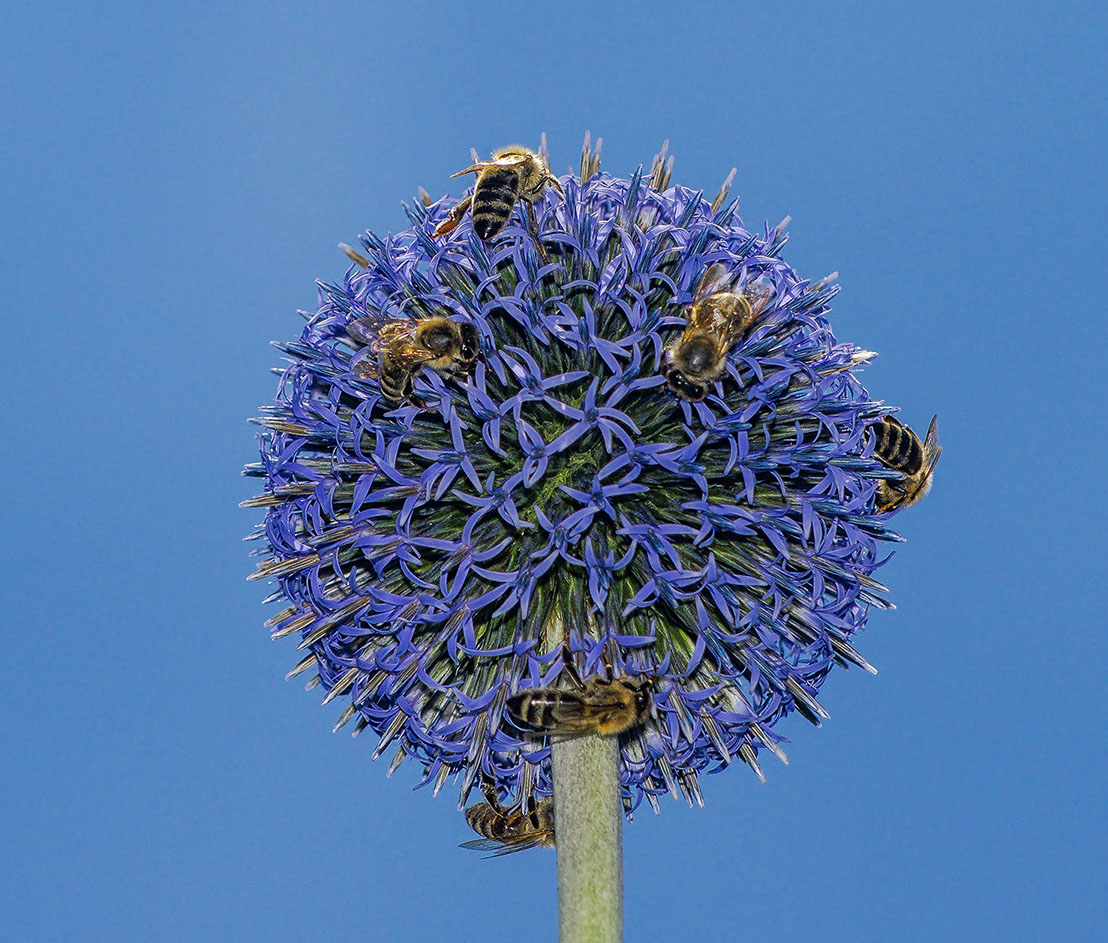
[[479, 772, 500, 806], [560, 642, 585, 689]]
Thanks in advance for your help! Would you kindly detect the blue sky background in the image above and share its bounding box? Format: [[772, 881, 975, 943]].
[[2, 1, 1105, 940]]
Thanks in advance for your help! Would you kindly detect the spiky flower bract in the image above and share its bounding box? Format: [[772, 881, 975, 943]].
[[244, 142, 902, 814]]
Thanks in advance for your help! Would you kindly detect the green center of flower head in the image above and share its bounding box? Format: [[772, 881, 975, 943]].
[[248, 141, 903, 811]]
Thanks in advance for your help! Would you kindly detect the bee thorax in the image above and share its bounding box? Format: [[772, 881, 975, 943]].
[[681, 339, 716, 373]]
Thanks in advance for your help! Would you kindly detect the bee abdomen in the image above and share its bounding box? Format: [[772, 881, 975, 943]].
[[378, 356, 413, 405], [472, 210, 511, 240], [507, 691, 560, 730], [465, 805, 500, 839], [473, 168, 521, 239], [875, 419, 923, 473]]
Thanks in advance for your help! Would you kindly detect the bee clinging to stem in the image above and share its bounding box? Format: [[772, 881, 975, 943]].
[[432, 145, 564, 244], [507, 648, 653, 738], [347, 314, 480, 407], [662, 263, 775, 402], [460, 781, 555, 857], [871, 414, 941, 512]]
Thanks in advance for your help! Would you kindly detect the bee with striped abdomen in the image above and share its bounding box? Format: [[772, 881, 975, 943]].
[[508, 650, 653, 739], [460, 784, 555, 857], [432, 145, 563, 242], [871, 414, 941, 512], [348, 314, 479, 406]]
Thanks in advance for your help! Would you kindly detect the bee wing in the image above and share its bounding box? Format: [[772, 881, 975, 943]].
[[923, 446, 942, 478], [458, 836, 550, 857], [346, 314, 392, 346], [523, 708, 627, 742], [459, 838, 507, 852], [484, 834, 552, 857], [693, 263, 734, 302], [552, 699, 631, 737], [373, 321, 424, 358], [713, 282, 773, 343], [923, 415, 940, 456], [589, 699, 643, 732], [742, 278, 777, 319], [374, 320, 414, 341], [384, 342, 439, 371], [904, 445, 942, 506], [918, 438, 943, 488], [349, 347, 378, 379]]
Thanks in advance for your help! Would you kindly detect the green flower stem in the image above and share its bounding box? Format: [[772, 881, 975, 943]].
[[552, 733, 623, 943]]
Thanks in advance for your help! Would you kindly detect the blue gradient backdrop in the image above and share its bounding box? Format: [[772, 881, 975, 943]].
[[2, 2, 1104, 940]]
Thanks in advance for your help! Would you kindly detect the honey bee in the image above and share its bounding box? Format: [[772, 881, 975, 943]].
[[508, 663, 653, 738], [460, 786, 555, 857], [872, 414, 941, 512], [662, 263, 774, 402], [348, 314, 480, 406], [432, 145, 564, 242]]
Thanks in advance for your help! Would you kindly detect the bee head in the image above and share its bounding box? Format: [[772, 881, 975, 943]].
[[493, 145, 536, 161], [457, 322, 480, 361], [628, 677, 654, 714], [662, 364, 709, 402]]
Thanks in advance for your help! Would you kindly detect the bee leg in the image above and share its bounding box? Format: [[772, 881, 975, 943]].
[[480, 774, 502, 809], [559, 640, 585, 690], [602, 650, 616, 683], [432, 195, 472, 238], [878, 481, 907, 512], [521, 200, 549, 263], [591, 640, 618, 685]]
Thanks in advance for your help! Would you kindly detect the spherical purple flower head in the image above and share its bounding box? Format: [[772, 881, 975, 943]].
[[245, 148, 901, 814]]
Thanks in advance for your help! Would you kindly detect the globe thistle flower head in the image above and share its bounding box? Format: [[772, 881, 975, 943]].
[[244, 138, 903, 814]]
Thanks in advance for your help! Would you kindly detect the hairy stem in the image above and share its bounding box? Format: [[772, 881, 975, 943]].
[[552, 733, 623, 943]]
